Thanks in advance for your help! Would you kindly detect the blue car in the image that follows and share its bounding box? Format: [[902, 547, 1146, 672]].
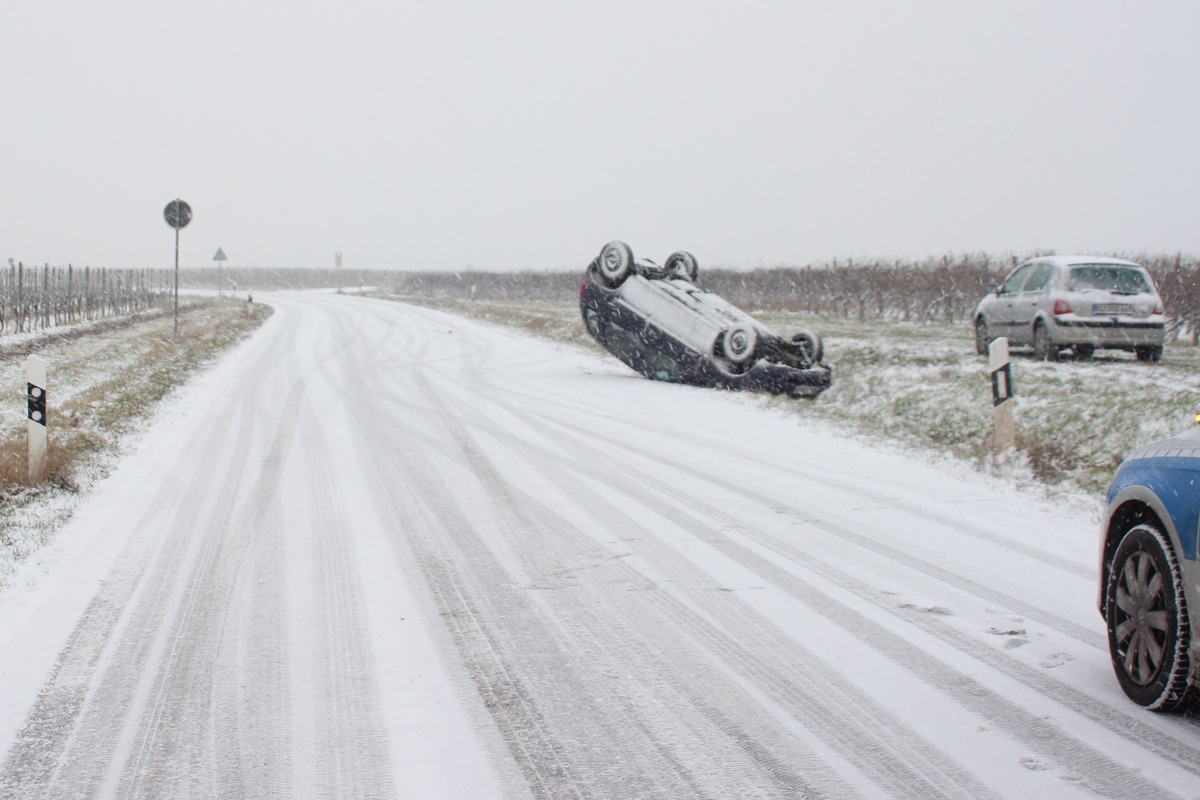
[[1099, 414, 1200, 710], [579, 241, 832, 398]]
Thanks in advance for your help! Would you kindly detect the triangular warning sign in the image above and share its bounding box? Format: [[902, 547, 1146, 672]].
[[213, 247, 227, 261]]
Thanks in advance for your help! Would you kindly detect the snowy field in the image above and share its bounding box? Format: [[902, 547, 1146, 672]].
[[0, 291, 1198, 798]]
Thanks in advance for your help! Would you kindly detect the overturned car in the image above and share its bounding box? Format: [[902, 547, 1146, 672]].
[[579, 241, 832, 398]]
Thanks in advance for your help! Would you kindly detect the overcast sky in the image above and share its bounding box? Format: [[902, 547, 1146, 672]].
[[3, 1, 1198, 272]]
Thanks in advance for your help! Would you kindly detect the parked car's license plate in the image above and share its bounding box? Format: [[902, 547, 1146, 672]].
[[1093, 303, 1132, 315]]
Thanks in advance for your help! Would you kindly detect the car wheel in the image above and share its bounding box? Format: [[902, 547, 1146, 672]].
[[597, 241, 635, 288], [974, 318, 990, 356], [664, 251, 699, 282], [1074, 344, 1095, 360], [1106, 523, 1196, 711], [720, 325, 758, 366], [789, 331, 823, 367], [1033, 322, 1059, 361], [1135, 345, 1164, 363]]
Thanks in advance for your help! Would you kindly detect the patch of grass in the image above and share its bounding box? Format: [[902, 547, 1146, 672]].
[[0, 298, 271, 499], [0, 298, 270, 578]]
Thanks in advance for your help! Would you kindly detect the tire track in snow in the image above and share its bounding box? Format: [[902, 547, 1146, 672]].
[[341, 317, 958, 797], [337, 324, 596, 799], [287, 380, 395, 799], [400, 372, 846, 799], [0, 342, 276, 797], [113, 375, 305, 799], [399, 386, 999, 799], [528, 410, 1104, 650], [0, 303, 395, 798], [496, 382, 1094, 582], [459, 390, 1193, 797], [337, 316, 790, 797], [333, 299, 1200, 796]]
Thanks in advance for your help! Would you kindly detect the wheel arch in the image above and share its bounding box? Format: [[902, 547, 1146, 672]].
[[1100, 491, 1180, 618], [1030, 313, 1049, 337]]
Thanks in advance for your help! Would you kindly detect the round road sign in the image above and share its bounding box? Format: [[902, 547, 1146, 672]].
[[164, 199, 193, 230]]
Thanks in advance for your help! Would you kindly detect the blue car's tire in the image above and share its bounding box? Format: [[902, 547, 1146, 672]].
[[665, 251, 699, 282], [1106, 523, 1196, 711], [597, 241, 635, 288]]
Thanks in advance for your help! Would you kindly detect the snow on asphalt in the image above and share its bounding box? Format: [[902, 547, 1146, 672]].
[[0, 290, 1197, 799]]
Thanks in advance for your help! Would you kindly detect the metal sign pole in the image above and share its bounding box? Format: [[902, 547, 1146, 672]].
[[213, 247, 227, 297], [174, 226, 180, 336], [162, 198, 192, 338]]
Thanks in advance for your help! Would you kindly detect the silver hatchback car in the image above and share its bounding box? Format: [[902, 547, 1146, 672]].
[[973, 256, 1166, 362]]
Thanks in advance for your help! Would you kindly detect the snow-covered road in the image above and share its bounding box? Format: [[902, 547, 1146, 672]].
[[1, 291, 1198, 798]]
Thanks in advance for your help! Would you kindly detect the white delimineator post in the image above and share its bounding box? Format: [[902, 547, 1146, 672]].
[[26, 355, 48, 481], [989, 338, 1015, 452]]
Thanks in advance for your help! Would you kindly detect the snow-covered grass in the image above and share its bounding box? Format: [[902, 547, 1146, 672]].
[[387, 294, 1200, 497], [0, 298, 271, 583]]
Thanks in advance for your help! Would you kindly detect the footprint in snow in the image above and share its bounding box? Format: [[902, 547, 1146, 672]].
[[1041, 652, 1074, 669]]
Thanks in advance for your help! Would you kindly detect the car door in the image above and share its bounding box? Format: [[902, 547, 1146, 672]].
[[987, 263, 1035, 338], [1010, 263, 1055, 344]]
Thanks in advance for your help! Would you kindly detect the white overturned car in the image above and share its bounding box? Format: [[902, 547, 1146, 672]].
[[579, 241, 832, 397]]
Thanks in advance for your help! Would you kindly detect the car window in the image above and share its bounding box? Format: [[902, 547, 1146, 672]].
[[999, 264, 1034, 295], [605, 320, 682, 381], [604, 320, 645, 364], [1068, 266, 1151, 294], [584, 308, 602, 338], [1022, 264, 1054, 293]]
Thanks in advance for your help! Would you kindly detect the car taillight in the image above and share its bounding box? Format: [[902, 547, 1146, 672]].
[[1053, 299, 1073, 315], [579, 279, 587, 297], [1154, 303, 1164, 315]]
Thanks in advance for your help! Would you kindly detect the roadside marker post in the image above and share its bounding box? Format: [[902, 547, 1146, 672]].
[[26, 355, 48, 482], [989, 337, 1015, 452]]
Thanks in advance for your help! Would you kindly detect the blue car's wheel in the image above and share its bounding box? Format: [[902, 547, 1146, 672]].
[[597, 241, 635, 288], [1106, 523, 1196, 711], [664, 251, 698, 282]]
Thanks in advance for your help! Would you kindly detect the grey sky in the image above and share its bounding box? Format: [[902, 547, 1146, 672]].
[[3, 1, 1198, 272]]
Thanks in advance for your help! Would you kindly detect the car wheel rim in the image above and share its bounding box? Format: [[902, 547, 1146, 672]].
[[602, 250, 623, 278], [1113, 550, 1171, 686], [726, 328, 753, 361]]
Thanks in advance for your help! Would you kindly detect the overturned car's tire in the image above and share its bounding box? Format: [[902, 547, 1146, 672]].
[[720, 325, 758, 366], [597, 241, 635, 288], [789, 331, 824, 367], [664, 250, 699, 282]]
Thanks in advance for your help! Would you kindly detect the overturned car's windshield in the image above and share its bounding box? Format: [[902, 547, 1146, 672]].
[[1068, 266, 1151, 294]]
